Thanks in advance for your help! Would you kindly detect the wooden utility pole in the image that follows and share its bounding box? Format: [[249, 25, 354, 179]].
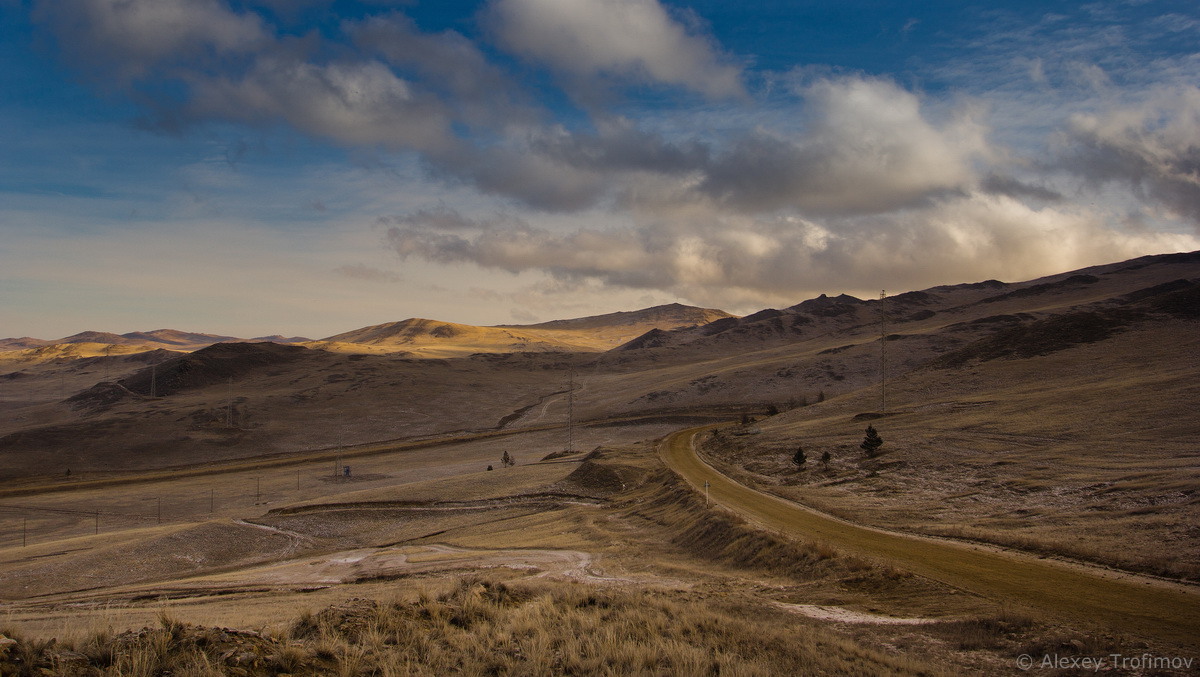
[[567, 367, 575, 454], [879, 290, 888, 413]]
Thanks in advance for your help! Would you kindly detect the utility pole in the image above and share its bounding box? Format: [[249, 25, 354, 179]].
[[566, 367, 575, 454], [94, 511, 99, 535], [704, 480, 710, 506], [296, 469, 300, 491], [156, 497, 161, 524], [226, 377, 234, 427], [210, 488, 215, 514], [22, 517, 27, 547], [879, 290, 888, 413], [150, 364, 157, 398], [255, 477, 261, 503]]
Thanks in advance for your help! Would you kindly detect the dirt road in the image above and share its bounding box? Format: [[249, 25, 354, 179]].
[[659, 426, 1200, 646]]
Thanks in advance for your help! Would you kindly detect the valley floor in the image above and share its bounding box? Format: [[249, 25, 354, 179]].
[[1, 419, 1196, 675]]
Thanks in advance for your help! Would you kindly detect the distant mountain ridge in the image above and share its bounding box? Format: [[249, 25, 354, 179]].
[[7, 252, 1198, 362], [0, 329, 312, 362]]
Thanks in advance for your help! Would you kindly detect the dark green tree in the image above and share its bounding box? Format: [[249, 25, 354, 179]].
[[860, 425, 884, 457], [820, 450, 831, 467], [816, 391, 826, 403], [501, 451, 515, 467], [792, 446, 807, 467], [766, 403, 780, 416]]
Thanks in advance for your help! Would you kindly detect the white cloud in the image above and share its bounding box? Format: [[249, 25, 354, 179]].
[[1057, 86, 1200, 226], [701, 77, 990, 215], [486, 0, 743, 99], [350, 14, 535, 129], [186, 58, 453, 152], [384, 194, 1199, 310], [33, 0, 266, 82]]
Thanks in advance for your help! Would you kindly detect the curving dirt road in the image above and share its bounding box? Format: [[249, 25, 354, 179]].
[[659, 425, 1200, 646]]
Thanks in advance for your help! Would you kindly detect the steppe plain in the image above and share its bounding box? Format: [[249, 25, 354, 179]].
[[0, 252, 1197, 675]]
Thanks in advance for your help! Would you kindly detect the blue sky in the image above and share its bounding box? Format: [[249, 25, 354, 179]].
[[2, 0, 1198, 339]]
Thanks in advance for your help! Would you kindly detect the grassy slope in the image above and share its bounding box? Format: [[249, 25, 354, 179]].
[[660, 426, 1200, 646], [700, 320, 1200, 579]]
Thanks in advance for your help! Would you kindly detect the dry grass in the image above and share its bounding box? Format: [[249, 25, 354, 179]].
[[0, 576, 946, 676]]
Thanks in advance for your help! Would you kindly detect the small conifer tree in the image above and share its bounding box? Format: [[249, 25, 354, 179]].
[[792, 446, 806, 467], [860, 425, 884, 457], [820, 450, 831, 466]]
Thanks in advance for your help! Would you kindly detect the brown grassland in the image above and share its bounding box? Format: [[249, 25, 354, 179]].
[[1, 253, 1198, 674]]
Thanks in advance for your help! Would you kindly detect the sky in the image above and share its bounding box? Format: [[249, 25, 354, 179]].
[[1, 0, 1198, 339]]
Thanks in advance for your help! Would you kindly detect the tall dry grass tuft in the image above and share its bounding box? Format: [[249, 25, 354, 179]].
[[929, 611, 1035, 650]]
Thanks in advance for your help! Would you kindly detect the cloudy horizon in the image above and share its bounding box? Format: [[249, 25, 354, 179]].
[[2, 0, 1198, 339]]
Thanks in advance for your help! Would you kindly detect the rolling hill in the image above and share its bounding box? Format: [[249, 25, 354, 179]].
[[309, 303, 736, 357], [0, 251, 1195, 480]]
